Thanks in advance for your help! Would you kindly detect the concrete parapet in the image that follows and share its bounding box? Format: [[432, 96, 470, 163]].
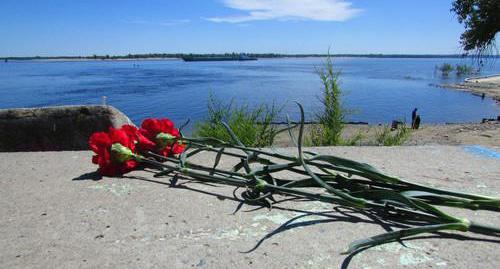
[[0, 105, 133, 151]]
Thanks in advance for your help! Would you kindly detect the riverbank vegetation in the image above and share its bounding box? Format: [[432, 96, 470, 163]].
[[437, 63, 455, 76], [194, 55, 414, 147], [309, 55, 345, 146], [193, 94, 282, 147], [455, 64, 475, 76], [375, 124, 411, 146], [307, 55, 364, 146], [436, 63, 476, 77]]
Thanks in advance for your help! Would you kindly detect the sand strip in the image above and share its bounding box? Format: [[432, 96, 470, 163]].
[[440, 75, 500, 101]]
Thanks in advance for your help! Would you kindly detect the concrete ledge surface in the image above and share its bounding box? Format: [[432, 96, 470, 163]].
[[0, 146, 499, 268]]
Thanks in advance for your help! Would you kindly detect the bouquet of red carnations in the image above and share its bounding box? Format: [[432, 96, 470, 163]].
[[88, 105, 500, 254], [89, 118, 185, 176]]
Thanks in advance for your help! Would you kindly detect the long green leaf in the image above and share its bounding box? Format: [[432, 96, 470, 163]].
[[344, 222, 469, 254]]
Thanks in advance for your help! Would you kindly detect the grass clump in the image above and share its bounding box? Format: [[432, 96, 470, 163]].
[[375, 124, 411, 146], [437, 63, 454, 76], [455, 64, 475, 76], [308, 54, 361, 146], [437, 63, 476, 77], [193, 94, 282, 147]]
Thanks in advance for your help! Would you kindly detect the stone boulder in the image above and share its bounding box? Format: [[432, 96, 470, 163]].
[[0, 105, 134, 151]]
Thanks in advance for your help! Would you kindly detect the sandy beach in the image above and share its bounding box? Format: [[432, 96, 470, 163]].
[[441, 75, 500, 101], [273, 121, 500, 147]]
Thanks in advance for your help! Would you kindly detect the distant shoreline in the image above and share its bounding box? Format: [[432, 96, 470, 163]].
[[3, 53, 499, 62], [46, 57, 179, 62], [440, 75, 500, 101], [3, 57, 182, 63]]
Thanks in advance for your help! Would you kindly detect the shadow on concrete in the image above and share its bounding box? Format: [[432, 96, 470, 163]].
[[340, 232, 500, 269], [72, 171, 102, 181], [74, 172, 500, 268]]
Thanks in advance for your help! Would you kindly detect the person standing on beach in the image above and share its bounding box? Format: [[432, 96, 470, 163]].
[[414, 115, 421, 130], [412, 108, 418, 129]]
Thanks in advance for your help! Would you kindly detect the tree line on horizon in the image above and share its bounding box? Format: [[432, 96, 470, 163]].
[[3, 53, 499, 61]]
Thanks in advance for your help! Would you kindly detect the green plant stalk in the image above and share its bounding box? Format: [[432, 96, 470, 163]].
[[137, 150, 500, 253], [181, 138, 499, 204], [139, 155, 440, 222], [344, 222, 470, 254], [141, 153, 500, 232], [186, 111, 500, 204]]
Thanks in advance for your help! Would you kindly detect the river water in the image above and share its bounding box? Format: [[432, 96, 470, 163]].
[[1, 57, 498, 127]]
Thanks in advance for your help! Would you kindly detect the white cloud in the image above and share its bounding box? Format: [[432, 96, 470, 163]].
[[207, 0, 362, 23]]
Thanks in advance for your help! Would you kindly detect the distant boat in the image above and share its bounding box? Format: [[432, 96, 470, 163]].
[[182, 54, 257, 62]]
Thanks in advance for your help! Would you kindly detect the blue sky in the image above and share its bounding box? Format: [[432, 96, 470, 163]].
[[0, 0, 469, 56]]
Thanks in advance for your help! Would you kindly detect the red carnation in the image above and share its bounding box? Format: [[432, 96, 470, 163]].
[[138, 118, 185, 157], [89, 125, 139, 176]]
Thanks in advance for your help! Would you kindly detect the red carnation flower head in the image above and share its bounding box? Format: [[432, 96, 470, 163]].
[[89, 125, 140, 176], [138, 118, 185, 157]]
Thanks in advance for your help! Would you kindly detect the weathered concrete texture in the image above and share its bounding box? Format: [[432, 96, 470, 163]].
[[0, 105, 133, 151], [0, 146, 499, 269]]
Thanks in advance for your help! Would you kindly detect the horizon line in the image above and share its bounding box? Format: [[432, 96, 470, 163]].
[[2, 52, 498, 60]]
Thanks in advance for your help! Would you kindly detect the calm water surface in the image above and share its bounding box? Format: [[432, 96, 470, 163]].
[[0, 58, 498, 128]]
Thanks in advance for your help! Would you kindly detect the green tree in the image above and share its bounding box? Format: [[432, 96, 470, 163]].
[[451, 0, 499, 55]]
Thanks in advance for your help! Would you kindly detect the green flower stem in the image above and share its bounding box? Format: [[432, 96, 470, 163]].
[[140, 156, 447, 225], [344, 222, 470, 254], [91, 102, 500, 254], [469, 221, 500, 235], [186, 140, 378, 179], [398, 179, 500, 202], [261, 183, 447, 224], [182, 141, 321, 178], [131, 101, 500, 252], [182, 138, 500, 208], [136, 156, 249, 187], [158, 140, 500, 212], [135, 150, 500, 248], [145, 151, 250, 179]]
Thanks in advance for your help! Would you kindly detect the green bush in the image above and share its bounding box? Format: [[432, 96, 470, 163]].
[[375, 124, 411, 146], [193, 94, 282, 147]]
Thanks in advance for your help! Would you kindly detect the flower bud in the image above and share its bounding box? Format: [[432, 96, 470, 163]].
[[111, 143, 134, 163], [156, 132, 177, 147], [255, 178, 267, 191]]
